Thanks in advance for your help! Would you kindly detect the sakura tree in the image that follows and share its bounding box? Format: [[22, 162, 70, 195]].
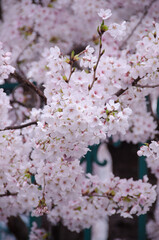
[[0, 0, 159, 239]]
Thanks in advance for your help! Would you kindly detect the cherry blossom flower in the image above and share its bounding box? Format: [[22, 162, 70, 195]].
[[98, 9, 112, 20], [108, 21, 126, 40]]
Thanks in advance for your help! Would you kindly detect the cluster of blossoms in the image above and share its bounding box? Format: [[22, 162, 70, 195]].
[[27, 7, 159, 144], [30, 44, 137, 162], [0, 0, 159, 238], [48, 173, 156, 232], [104, 100, 132, 137], [32, 159, 84, 215], [0, 129, 41, 220], [0, 128, 156, 233]]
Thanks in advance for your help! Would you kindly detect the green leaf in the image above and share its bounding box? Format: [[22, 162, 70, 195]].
[[123, 196, 131, 202], [57, 108, 63, 112], [62, 75, 67, 81], [48, 3, 53, 7], [45, 65, 50, 71], [110, 190, 115, 196], [74, 206, 81, 211], [74, 55, 80, 61], [71, 50, 75, 59]]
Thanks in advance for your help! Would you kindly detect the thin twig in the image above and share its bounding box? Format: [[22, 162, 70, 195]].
[[135, 84, 159, 88], [83, 193, 109, 198], [89, 34, 104, 90], [67, 61, 74, 83], [10, 100, 32, 108], [0, 121, 37, 131], [83, 193, 138, 202], [119, 0, 157, 50]]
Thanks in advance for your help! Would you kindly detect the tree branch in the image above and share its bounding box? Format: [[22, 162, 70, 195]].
[[115, 76, 141, 97], [0, 191, 17, 197], [0, 121, 37, 131], [135, 84, 159, 88], [115, 87, 128, 97], [11, 71, 47, 104]]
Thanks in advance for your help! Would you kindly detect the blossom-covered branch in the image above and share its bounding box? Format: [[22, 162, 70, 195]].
[[0, 1, 159, 237]]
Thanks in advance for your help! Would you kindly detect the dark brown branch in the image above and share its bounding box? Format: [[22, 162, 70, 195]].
[[115, 87, 128, 97], [115, 80, 159, 98], [115, 77, 141, 97], [0, 121, 37, 131], [119, 0, 157, 50], [0, 191, 17, 197], [135, 84, 159, 88], [11, 71, 47, 104]]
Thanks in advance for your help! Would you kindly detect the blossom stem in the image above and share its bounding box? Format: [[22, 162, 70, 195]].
[[67, 60, 74, 83], [135, 84, 159, 88], [89, 34, 104, 90]]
